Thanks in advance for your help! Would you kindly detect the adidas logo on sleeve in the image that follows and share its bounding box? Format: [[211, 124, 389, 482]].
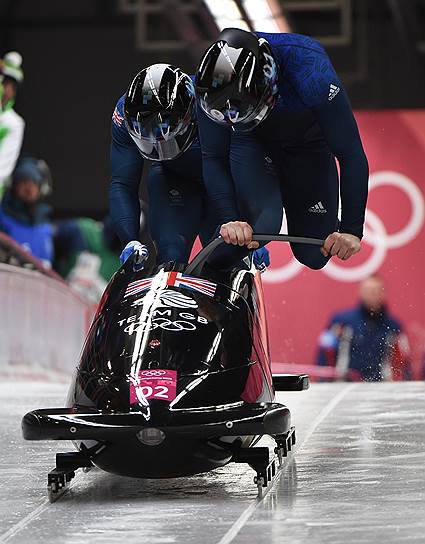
[[308, 201, 327, 213], [328, 84, 340, 101]]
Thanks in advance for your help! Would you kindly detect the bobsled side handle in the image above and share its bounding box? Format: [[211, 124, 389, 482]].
[[272, 374, 310, 391], [185, 236, 225, 275], [186, 234, 324, 276], [252, 234, 324, 246]]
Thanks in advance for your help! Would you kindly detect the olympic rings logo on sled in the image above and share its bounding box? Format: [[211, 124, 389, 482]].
[[264, 171, 425, 283], [124, 317, 206, 335], [140, 370, 167, 377]]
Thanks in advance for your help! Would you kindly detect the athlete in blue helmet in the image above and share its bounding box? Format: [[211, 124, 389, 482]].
[[110, 62, 269, 270], [195, 28, 369, 269]]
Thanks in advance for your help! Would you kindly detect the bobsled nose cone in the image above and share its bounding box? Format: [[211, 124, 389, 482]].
[[22, 412, 42, 440]]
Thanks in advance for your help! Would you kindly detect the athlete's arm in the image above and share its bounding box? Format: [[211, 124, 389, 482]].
[[109, 114, 144, 245], [314, 90, 368, 259], [197, 106, 240, 225], [285, 38, 368, 259], [313, 89, 369, 242]]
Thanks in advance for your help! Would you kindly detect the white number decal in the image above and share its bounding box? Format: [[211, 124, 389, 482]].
[[139, 386, 153, 397], [154, 386, 170, 399]]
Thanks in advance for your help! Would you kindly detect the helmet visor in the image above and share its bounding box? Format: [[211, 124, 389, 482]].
[[125, 108, 197, 161]]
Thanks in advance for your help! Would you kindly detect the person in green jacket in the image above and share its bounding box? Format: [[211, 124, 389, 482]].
[[54, 217, 121, 302], [0, 51, 25, 197]]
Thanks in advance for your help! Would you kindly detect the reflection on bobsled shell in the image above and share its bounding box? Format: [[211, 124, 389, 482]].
[[22, 235, 315, 498]]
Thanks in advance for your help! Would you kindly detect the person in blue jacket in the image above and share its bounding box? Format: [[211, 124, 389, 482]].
[[110, 62, 269, 271], [0, 156, 53, 267], [195, 28, 369, 269], [317, 275, 411, 381]]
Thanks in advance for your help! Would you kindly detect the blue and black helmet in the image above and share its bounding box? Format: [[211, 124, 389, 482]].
[[124, 64, 197, 161], [196, 28, 279, 132]]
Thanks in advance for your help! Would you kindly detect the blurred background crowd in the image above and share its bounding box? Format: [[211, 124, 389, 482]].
[[1, 0, 424, 381], [0, 48, 122, 302]]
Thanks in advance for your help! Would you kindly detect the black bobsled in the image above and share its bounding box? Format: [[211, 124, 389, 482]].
[[22, 234, 319, 500]]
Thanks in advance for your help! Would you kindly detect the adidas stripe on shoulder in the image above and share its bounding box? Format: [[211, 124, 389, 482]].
[[328, 83, 340, 101]]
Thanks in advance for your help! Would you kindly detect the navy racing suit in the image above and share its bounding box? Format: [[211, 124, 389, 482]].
[[110, 94, 214, 265], [197, 32, 369, 269]]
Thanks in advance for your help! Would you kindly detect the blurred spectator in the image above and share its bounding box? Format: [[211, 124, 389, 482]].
[[0, 156, 53, 267], [0, 52, 24, 196], [317, 275, 411, 381], [53, 217, 121, 303]]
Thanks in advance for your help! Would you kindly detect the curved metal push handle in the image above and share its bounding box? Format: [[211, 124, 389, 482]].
[[186, 234, 325, 276]]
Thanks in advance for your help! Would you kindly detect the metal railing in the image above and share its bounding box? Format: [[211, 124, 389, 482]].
[[0, 232, 64, 283]]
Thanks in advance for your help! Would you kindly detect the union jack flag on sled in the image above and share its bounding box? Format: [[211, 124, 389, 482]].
[[124, 278, 154, 298], [124, 272, 217, 299]]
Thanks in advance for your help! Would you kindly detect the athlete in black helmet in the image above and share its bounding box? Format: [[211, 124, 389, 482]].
[[110, 63, 210, 267], [195, 28, 369, 269], [124, 64, 197, 161], [110, 63, 269, 270], [197, 28, 278, 132]]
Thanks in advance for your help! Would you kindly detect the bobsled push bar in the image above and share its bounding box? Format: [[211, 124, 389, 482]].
[[22, 402, 291, 442], [186, 233, 325, 275], [22, 403, 296, 500]]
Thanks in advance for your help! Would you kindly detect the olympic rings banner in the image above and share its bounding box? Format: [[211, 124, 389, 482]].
[[264, 110, 425, 377]]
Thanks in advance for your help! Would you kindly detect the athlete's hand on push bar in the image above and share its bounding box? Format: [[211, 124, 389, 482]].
[[220, 221, 259, 249], [321, 232, 361, 260]]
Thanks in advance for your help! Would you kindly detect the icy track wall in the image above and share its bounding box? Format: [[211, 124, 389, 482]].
[[0, 262, 94, 380]]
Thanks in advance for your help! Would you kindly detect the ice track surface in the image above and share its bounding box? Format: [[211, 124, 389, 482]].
[[1, 381, 425, 544]]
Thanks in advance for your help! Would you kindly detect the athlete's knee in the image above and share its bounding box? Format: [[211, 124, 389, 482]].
[[155, 235, 191, 264], [253, 209, 282, 236], [291, 245, 328, 270]]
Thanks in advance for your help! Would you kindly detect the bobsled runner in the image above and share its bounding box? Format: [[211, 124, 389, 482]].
[[22, 234, 322, 501]]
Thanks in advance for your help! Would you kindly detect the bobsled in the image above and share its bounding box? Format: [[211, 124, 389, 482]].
[[22, 234, 321, 500]]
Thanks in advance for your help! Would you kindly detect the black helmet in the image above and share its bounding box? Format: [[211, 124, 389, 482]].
[[124, 64, 197, 161], [196, 28, 279, 132]]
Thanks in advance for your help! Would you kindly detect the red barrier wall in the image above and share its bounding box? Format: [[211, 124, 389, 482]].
[[264, 110, 425, 377]]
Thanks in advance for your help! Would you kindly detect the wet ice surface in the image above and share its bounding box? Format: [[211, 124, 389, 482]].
[[238, 383, 425, 544], [1, 381, 425, 543]]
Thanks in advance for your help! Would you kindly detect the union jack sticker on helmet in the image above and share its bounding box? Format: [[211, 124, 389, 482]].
[[112, 108, 124, 127]]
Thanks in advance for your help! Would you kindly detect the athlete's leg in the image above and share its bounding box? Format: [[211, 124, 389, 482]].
[[230, 131, 283, 234], [147, 162, 203, 264], [277, 147, 339, 269], [198, 197, 217, 248], [207, 131, 283, 268]]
